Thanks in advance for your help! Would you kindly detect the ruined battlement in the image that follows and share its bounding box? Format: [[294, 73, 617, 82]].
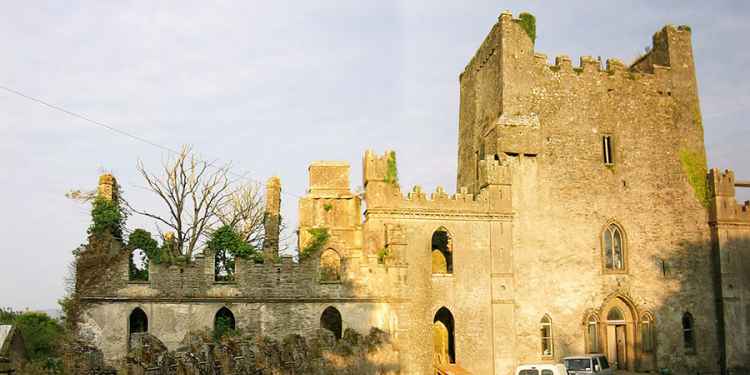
[[363, 150, 512, 214], [709, 169, 750, 224]]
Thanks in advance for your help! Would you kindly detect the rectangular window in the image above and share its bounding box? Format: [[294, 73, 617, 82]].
[[602, 136, 614, 164]]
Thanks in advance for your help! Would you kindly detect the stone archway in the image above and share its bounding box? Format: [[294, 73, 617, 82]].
[[433, 307, 455, 365], [600, 295, 638, 370]]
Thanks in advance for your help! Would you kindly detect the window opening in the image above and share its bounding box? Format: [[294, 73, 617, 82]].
[[603, 136, 614, 164], [603, 224, 625, 271], [540, 315, 553, 357], [129, 248, 149, 281], [682, 312, 696, 354], [431, 229, 453, 274]]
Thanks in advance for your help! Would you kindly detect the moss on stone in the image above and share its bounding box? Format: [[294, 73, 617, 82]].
[[679, 149, 709, 207], [385, 151, 399, 185], [517, 12, 536, 44]]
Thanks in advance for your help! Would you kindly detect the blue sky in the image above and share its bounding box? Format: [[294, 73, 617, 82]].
[[1, 1, 748, 310]]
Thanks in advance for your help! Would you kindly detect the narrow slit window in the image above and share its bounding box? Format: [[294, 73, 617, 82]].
[[603, 136, 614, 164]]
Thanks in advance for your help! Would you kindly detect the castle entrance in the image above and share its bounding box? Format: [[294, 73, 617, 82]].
[[601, 296, 637, 370]]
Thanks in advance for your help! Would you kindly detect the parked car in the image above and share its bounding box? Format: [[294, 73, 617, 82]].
[[562, 354, 614, 374], [515, 363, 569, 375]]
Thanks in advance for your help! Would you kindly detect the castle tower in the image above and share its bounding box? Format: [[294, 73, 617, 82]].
[[262, 176, 281, 258]]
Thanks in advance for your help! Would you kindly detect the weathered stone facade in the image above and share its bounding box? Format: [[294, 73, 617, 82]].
[[73, 11, 748, 375]]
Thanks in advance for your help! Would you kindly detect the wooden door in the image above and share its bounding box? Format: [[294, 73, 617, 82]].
[[606, 325, 616, 366], [615, 325, 627, 368]]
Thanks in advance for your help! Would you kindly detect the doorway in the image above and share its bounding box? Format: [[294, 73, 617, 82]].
[[606, 324, 627, 368]]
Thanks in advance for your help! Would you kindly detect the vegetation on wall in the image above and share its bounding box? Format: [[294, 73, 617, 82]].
[[385, 151, 399, 185], [300, 227, 330, 259], [517, 12, 536, 44], [679, 149, 710, 207], [377, 247, 390, 264], [88, 196, 126, 239], [208, 225, 259, 280]]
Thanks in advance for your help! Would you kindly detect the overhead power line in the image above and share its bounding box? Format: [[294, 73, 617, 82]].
[[0, 84, 302, 199]]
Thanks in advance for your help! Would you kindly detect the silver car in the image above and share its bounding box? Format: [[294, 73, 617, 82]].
[[562, 354, 614, 375]]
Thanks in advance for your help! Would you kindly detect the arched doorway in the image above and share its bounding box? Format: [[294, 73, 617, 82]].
[[601, 296, 637, 370], [128, 307, 148, 348], [129, 307, 148, 335], [320, 306, 342, 339], [433, 307, 455, 365], [214, 307, 236, 339], [431, 229, 453, 274]]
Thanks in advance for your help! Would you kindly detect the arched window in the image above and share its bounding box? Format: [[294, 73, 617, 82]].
[[214, 247, 236, 282], [320, 306, 342, 339], [433, 307, 455, 364], [214, 307, 236, 339], [682, 312, 696, 354], [602, 223, 626, 271], [319, 249, 341, 282], [607, 307, 625, 322], [129, 307, 148, 337], [586, 314, 599, 353], [640, 312, 655, 353], [431, 228, 453, 274], [540, 315, 553, 357], [129, 248, 149, 281]]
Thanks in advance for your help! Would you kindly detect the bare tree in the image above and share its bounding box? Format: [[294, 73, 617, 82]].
[[214, 182, 266, 250], [126, 146, 236, 261]]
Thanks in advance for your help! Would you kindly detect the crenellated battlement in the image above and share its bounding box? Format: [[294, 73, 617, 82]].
[[709, 169, 750, 224], [364, 150, 512, 215]]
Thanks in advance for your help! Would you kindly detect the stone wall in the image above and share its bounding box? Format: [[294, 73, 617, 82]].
[[457, 11, 720, 373], [709, 169, 750, 373]]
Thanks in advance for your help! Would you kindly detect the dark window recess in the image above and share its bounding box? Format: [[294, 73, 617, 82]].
[[603, 136, 614, 164]]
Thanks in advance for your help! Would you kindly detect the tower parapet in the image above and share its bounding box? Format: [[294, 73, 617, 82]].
[[709, 169, 750, 223]]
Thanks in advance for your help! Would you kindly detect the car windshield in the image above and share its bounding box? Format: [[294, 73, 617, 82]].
[[519, 370, 539, 375], [565, 359, 592, 370]]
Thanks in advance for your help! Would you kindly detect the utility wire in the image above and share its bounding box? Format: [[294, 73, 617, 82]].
[[0, 84, 302, 199]]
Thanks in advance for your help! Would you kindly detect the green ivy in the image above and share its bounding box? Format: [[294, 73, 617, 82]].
[[385, 151, 399, 185], [679, 149, 709, 208], [517, 12, 536, 44], [88, 196, 125, 238], [323, 203, 333, 212], [208, 225, 257, 281], [300, 227, 330, 259], [213, 315, 240, 341], [377, 247, 389, 264]]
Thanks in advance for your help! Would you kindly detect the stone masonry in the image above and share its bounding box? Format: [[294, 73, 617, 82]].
[[73, 11, 748, 375]]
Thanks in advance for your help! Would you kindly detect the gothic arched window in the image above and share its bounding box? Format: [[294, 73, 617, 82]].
[[431, 228, 453, 274], [602, 223, 626, 271], [640, 312, 655, 353], [320, 249, 341, 282], [540, 315, 554, 357], [586, 313, 599, 353]]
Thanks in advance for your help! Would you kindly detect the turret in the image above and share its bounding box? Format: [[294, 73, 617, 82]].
[[262, 176, 282, 259]]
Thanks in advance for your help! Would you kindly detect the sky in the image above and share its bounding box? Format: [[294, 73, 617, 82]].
[[1, 1, 748, 311]]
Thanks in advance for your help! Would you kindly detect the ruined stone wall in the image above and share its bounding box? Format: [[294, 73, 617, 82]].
[[362, 151, 513, 374], [709, 169, 750, 372], [458, 12, 720, 373]]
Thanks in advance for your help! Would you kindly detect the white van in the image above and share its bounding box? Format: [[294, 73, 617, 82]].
[[562, 354, 614, 374], [515, 363, 569, 375]]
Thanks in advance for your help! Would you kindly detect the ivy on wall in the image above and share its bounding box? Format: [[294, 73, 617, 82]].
[[88, 197, 126, 239], [679, 149, 710, 208], [300, 227, 330, 259], [385, 151, 399, 185], [517, 12, 536, 44]]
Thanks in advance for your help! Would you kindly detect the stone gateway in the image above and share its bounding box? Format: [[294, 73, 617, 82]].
[[71, 11, 749, 375]]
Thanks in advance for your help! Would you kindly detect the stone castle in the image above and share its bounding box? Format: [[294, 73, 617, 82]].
[[72, 11, 750, 375]]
